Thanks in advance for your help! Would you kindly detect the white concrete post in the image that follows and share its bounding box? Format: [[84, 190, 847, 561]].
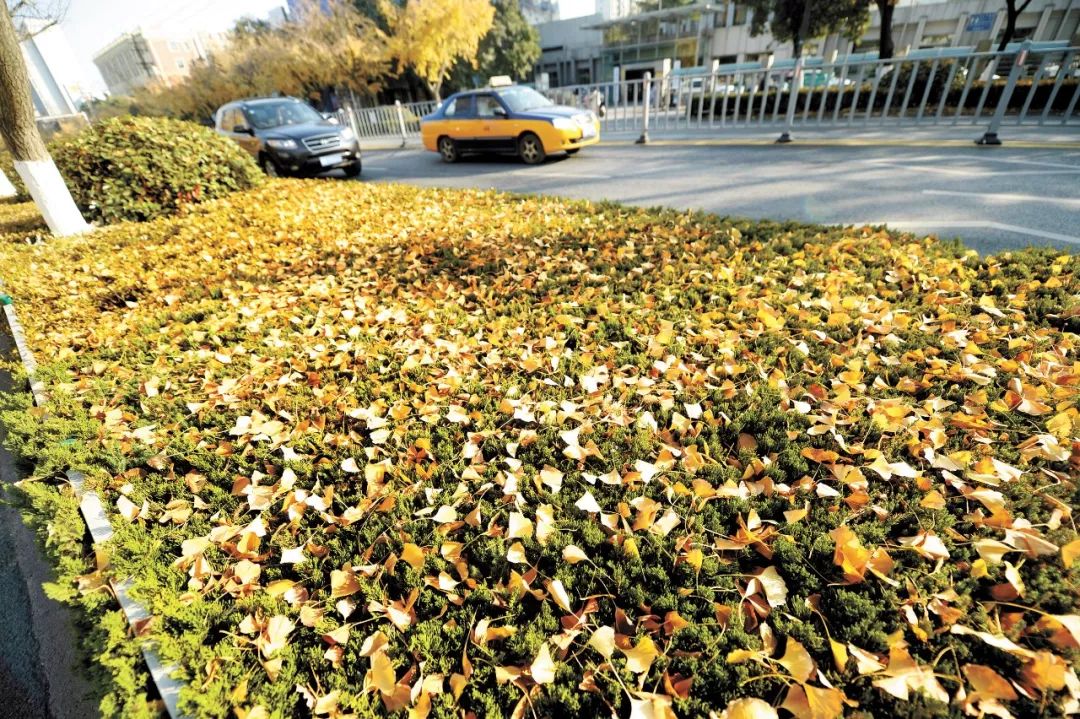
[[636, 72, 651, 144], [14, 159, 90, 235], [394, 100, 408, 148], [777, 54, 803, 143], [0, 167, 15, 198]]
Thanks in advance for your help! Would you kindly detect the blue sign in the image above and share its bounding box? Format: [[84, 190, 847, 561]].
[[966, 12, 996, 32]]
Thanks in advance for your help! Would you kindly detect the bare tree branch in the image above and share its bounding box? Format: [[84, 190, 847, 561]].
[[7, 0, 69, 38]]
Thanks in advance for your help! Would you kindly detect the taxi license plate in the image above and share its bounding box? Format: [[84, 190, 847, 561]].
[[319, 153, 346, 167]]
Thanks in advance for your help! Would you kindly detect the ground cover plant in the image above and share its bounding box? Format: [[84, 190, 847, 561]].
[[0, 180, 1077, 719]]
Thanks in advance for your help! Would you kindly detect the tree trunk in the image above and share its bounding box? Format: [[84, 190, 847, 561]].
[[0, 5, 48, 161], [0, 3, 88, 235], [998, 11, 1017, 51], [877, 0, 895, 60], [998, 0, 1032, 52]]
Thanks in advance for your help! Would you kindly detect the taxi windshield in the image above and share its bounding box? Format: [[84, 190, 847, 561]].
[[497, 86, 553, 113]]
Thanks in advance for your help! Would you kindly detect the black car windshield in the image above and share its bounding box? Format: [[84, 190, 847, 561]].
[[245, 101, 324, 129], [497, 86, 553, 113]]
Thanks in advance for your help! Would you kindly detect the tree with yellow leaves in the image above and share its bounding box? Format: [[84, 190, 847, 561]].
[[382, 0, 495, 100]]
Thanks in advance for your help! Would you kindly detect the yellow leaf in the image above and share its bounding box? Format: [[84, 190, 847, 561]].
[[507, 511, 533, 540], [1061, 538, 1080, 569], [562, 545, 588, 564], [780, 684, 846, 719], [265, 579, 296, 597], [756, 566, 788, 608], [401, 543, 425, 571], [371, 649, 397, 695], [622, 635, 659, 674], [720, 697, 779, 719], [546, 579, 573, 614], [539, 466, 563, 493], [506, 541, 527, 564], [777, 638, 814, 682], [963, 664, 1017, 700], [530, 643, 556, 684], [784, 503, 809, 524], [829, 639, 849, 673], [330, 569, 360, 598], [848, 644, 885, 675], [589, 626, 615, 658], [757, 304, 785, 330], [536, 504, 555, 546]]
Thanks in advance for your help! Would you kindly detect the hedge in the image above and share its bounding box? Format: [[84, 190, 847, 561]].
[[49, 116, 263, 223], [0, 181, 1077, 719], [1, 116, 263, 225]]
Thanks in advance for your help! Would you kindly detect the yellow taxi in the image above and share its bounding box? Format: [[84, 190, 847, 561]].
[[420, 83, 600, 165]]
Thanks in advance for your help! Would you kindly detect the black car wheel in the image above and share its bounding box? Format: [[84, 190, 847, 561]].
[[343, 161, 362, 178], [518, 133, 546, 165], [261, 156, 281, 177], [438, 136, 459, 163]]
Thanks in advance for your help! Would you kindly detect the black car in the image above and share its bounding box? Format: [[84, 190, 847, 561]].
[[215, 97, 361, 178]]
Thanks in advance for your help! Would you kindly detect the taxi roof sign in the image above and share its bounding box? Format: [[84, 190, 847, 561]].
[[488, 75, 513, 88]]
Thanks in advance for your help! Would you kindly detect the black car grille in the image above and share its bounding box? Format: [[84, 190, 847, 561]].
[[302, 134, 342, 153]]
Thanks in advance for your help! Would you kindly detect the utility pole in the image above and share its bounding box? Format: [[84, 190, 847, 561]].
[[0, 2, 88, 235]]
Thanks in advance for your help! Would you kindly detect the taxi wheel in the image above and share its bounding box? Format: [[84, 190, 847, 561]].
[[438, 136, 459, 163], [518, 133, 546, 165]]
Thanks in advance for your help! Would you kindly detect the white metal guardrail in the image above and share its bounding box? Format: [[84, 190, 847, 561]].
[[346, 41, 1078, 146]]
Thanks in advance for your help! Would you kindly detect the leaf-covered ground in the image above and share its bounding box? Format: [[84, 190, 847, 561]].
[[0, 180, 1077, 719]]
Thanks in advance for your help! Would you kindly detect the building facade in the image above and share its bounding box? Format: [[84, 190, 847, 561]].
[[93, 31, 214, 96], [535, 0, 1080, 87], [18, 20, 85, 116]]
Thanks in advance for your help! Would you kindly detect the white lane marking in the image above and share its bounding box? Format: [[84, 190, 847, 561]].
[[922, 188, 1080, 207], [513, 171, 614, 179], [856, 159, 1080, 176], [858, 154, 1080, 170], [973, 156, 1080, 170], [849, 219, 1080, 245]]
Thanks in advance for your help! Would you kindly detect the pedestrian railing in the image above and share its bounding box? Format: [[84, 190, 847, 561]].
[[336, 100, 438, 146], [343, 41, 1078, 146]]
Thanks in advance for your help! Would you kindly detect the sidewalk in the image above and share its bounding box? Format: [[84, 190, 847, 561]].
[[361, 123, 1080, 152]]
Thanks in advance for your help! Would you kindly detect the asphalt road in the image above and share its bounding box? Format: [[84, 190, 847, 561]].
[[357, 140, 1080, 255]]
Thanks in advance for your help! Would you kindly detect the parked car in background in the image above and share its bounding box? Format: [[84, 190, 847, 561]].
[[420, 84, 600, 165], [215, 97, 361, 178]]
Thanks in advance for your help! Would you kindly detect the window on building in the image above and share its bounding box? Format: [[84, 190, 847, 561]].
[[733, 3, 748, 26], [919, 33, 952, 48], [177, 59, 186, 70]]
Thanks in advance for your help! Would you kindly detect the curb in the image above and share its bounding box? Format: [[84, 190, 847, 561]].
[[600, 137, 1080, 149], [360, 136, 1080, 152], [0, 283, 188, 719]]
